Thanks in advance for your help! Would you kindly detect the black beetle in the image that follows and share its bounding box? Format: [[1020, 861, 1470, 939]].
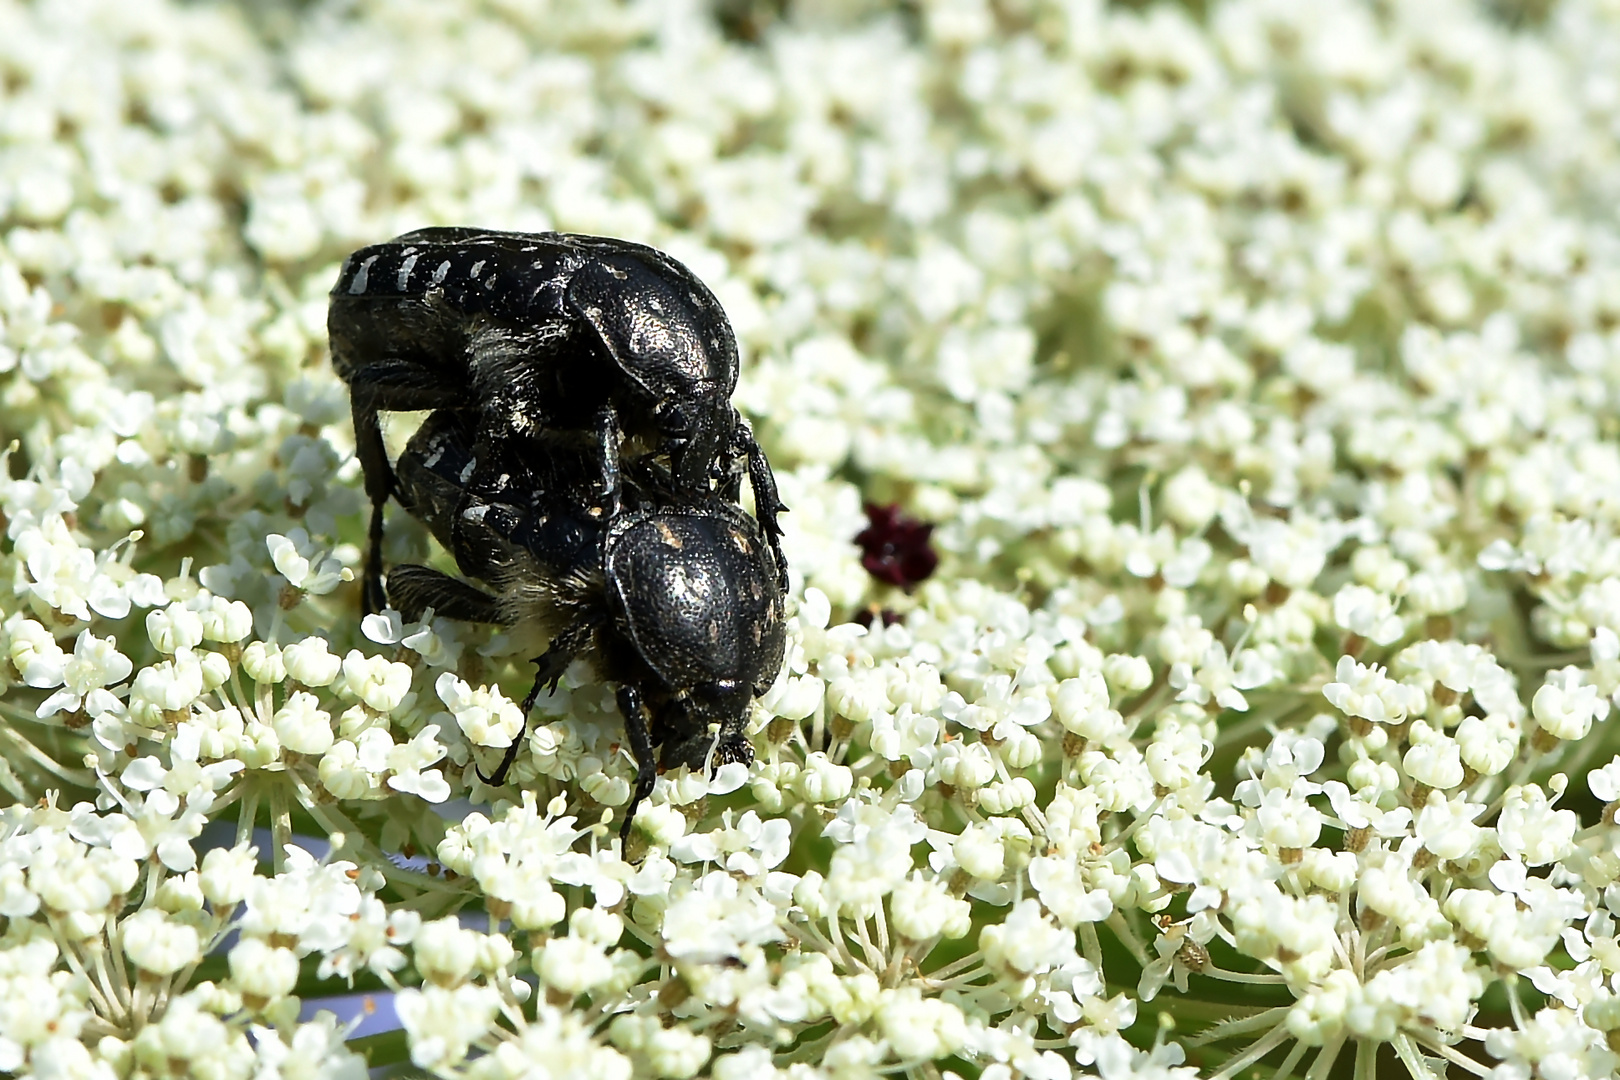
[[388, 410, 787, 840], [329, 227, 786, 614]]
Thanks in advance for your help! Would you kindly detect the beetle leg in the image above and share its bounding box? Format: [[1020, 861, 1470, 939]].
[[616, 682, 657, 844], [671, 399, 729, 500], [385, 564, 504, 623], [595, 404, 622, 519], [733, 416, 790, 592], [715, 442, 744, 503], [523, 616, 596, 711], [733, 417, 786, 537], [344, 360, 467, 614], [479, 614, 596, 786], [620, 454, 679, 506], [349, 395, 393, 615]]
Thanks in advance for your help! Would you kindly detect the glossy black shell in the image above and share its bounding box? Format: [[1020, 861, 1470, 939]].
[[605, 506, 785, 700], [329, 227, 739, 432], [604, 503, 786, 770]]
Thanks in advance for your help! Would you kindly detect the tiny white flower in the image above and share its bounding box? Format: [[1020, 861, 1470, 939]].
[[889, 873, 971, 940], [414, 917, 480, 987], [953, 822, 1006, 881], [122, 908, 202, 975], [199, 845, 258, 907], [35, 629, 131, 719], [228, 937, 299, 1003], [1332, 584, 1405, 646], [759, 669, 824, 721], [319, 739, 373, 800], [793, 752, 853, 804], [8, 616, 68, 688], [402, 618, 463, 668], [283, 637, 343, 687], [272, 691, 335, 755], [1590, 756, 1620, 803], [1102, 653, 1154, 694], [1028, 855, 1112, 927], [195, 596, 253, 644], [1415, 791, 1486, 862], [361, 609, 405, 645], [1456, 712, 1520, 778], [539, 934, 612, 995], [267, 529, 351, 595], [1168, 642, 1273, 713], [435, 671, 524, 749], [320, 896, 419, 982], [337, 649, 414, 713], [240, 640, 286, 684], [1403, 731, 1465, 791], [1324, 655, 1423, 727], [384, 724, 450, 803], [395, 984, 501, 1072], [127, 649, 207, 725], [1498, 785, 1578, 867], [875, 987, 966, 1062], [146, 602, 205, 654], [1532, 667, 1609, 743]]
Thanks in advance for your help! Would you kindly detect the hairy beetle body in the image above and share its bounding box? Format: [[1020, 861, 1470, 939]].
[[386, 413, 786, 839]]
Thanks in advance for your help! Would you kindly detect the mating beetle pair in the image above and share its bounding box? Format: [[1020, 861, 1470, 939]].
[[329, 229, 787, 838], [330, 227, 787, 606]]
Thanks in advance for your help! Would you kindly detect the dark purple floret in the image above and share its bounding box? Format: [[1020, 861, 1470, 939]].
[[855, 503, 938, 588], [854, 607, 904, 629]]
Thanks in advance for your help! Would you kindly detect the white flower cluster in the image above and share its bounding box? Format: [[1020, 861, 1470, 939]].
[[0, 797, 368, 1080], [4, 0, 1620, 1077]]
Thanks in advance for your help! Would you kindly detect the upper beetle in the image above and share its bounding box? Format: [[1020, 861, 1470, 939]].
[[329, 227, 785, 613]]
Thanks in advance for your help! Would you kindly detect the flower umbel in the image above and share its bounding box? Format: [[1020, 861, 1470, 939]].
[[3, 0, 1620, 1077]]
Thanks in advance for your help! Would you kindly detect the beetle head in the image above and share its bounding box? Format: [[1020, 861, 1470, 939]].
[[568, 250, 740, 495], [655, 394, 732, 496], [658, 683, 756, 774]]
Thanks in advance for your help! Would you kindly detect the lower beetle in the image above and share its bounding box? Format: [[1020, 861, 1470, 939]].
[[389, 411, 787, 840]]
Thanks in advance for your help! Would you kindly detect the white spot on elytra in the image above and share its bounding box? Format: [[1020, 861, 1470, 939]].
[[347, 254, 380, 294], [431, 260, 451, 285], [458, 460, 475, 483], [470, 260, 486, 277], [396, 252, 419, 290]]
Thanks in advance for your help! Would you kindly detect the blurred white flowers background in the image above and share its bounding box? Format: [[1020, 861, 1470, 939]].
[[3, 0, 1620, 1077]]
